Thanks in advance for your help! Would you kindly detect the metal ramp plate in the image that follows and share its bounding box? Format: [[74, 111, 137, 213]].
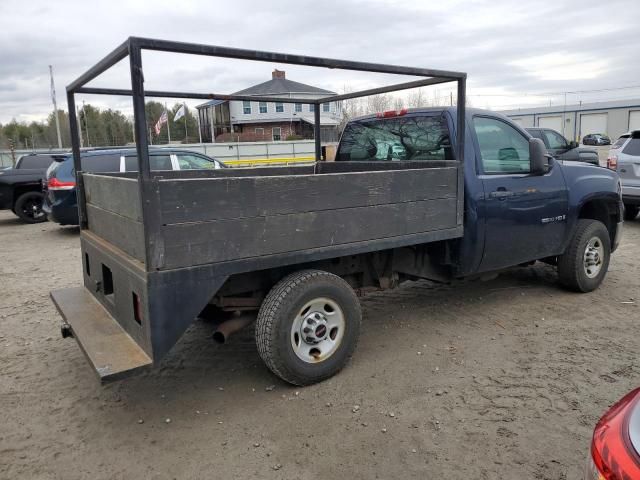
[[51, 287, 152, 383]]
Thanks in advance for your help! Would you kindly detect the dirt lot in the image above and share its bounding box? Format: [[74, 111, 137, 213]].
[[1, 210, 639, 480]]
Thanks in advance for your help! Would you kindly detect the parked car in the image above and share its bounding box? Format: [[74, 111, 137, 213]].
[[0, 153, 65, 223], [607, 131, 640, 220], [526, 128, 599, 165], [583, 133, 611, 146], [43, 148, 226, 226], [585, 388, 640, 479]]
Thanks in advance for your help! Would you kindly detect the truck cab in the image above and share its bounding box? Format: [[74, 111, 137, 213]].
[[337, 108, 622, 279]]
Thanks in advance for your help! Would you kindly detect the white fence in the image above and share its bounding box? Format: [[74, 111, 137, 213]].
[[0, 140, 322, 168]]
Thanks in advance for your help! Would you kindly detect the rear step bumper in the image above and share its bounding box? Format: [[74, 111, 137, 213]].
[[51, 287, 152, 383]]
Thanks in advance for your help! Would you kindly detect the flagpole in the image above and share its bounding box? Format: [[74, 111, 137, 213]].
[[49, 65, 63, 149], [165, 102, 172, 144], [184, 103, 188, 143], [196, 110, 203, 144]]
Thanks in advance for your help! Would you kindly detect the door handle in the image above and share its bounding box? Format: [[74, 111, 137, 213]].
[[490, 188, 514, 200]]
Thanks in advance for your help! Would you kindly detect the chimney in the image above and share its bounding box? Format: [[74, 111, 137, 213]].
[[272, 69, 286, 79]]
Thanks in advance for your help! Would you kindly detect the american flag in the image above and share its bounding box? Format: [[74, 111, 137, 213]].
[[154, 110, 168, 135]]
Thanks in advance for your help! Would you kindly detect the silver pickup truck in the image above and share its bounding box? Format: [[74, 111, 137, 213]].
[[526, 127, 599, 165]]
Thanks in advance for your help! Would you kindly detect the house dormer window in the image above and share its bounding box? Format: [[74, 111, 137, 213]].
[[243, 101, 251, 114], [259, 102, 267, 113], [309, 104, 315, 112], [275, 102, 284, 113], [294, 103, 302, 113], [322, 103, 330, 113]]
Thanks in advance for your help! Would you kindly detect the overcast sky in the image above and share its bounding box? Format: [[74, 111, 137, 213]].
[[1, 0, 639, 124]]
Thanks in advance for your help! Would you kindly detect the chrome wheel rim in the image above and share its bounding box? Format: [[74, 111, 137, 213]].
[[290, 297, 345, 363], [583, 237, 604, 279]]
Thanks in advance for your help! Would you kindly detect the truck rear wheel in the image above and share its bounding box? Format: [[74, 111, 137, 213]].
[[557, 219, 610, 292], [14, 191, 47, 224], [255, 269, 361, 386]]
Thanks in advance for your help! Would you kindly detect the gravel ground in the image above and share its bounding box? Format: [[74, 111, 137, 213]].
[[1, 210, 639, 480]]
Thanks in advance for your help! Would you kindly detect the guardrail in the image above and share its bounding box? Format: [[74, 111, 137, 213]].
[[0, 140, 330, 168]]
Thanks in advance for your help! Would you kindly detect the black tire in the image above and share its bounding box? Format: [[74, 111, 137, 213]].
[[557, 219, 610, 292], [624, 204, 639, 221], [14, 191, 47, 224], [255, 269, 361, 386]]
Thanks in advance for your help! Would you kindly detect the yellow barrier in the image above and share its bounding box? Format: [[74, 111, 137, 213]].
[[224, 156, 315, 167]]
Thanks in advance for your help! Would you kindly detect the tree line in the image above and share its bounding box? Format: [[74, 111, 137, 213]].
[[0, 101, 200, 151]]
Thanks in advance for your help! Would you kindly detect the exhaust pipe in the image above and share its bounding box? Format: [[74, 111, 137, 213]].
[[212, 314, 256, 344]]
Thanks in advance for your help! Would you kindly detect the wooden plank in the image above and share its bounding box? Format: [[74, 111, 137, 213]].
[[51, 287, 152, 383], [84, 174, 141, 221], [317, 161, 458, 173], [160, 167, 457, 224], [161, 197, 457, 269], [86, 204, 146, 262]]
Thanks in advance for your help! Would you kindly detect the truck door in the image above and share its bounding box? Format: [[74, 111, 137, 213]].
[[473, 116, 569, 272]]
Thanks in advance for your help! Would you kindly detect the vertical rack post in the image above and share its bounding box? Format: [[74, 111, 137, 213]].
[[67, 90, 87, 229], [129, 41, 164, 270], [455, 75, 467, 227], [313, 102, 321, 161]]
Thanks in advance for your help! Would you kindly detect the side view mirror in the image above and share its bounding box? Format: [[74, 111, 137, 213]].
[[529, 138, 550, 175], [568, 140, 579, 149]]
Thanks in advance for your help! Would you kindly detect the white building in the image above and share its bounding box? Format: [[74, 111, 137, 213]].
[[500, 98, 640, 142], [197, 70, 342, 142]]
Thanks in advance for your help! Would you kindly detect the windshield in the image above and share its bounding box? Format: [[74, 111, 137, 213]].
[[336, 114, 452, 162]]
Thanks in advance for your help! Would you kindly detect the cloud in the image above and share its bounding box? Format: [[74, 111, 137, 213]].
[[0, 0, 639, 123]]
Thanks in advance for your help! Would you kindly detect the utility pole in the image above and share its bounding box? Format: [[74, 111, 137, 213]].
[[196, 110, 203, 144], [76, 106, 84, 148], [49, 65, 63, 149], [82, 101, 90, 147]]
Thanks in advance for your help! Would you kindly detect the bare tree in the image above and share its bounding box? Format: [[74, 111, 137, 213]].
[[366, 93, 392, 114], [406, 88, 427, 108]]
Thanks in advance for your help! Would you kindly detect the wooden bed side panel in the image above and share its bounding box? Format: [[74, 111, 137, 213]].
[[85, 204, 146, 263], [161, 197, 458, 269], [159, 167, 458, 224], [83, 174, 141, 221]]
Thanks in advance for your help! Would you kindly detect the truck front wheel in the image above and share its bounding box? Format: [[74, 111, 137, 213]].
[[255, 269, 361, 386], [557, 219, 611, 292]]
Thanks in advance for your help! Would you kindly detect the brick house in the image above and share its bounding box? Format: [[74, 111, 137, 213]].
[[196, 70, 342, 142]]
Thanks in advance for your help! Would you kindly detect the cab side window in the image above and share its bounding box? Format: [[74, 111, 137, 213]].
[[176, 154, 218, 170], [543, 130, 568, 150], [474, 117, 530, 174]]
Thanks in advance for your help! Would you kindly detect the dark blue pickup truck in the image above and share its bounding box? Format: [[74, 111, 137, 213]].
[[53, 107, 623, 386]]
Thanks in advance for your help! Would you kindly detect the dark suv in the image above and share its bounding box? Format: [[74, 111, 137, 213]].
[[0, 153, 65, 223], [43, 148, 225, 226], [526, 128, 599, 165]]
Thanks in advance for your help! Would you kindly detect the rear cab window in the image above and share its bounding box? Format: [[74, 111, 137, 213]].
[[336, 114, 452, 162]]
